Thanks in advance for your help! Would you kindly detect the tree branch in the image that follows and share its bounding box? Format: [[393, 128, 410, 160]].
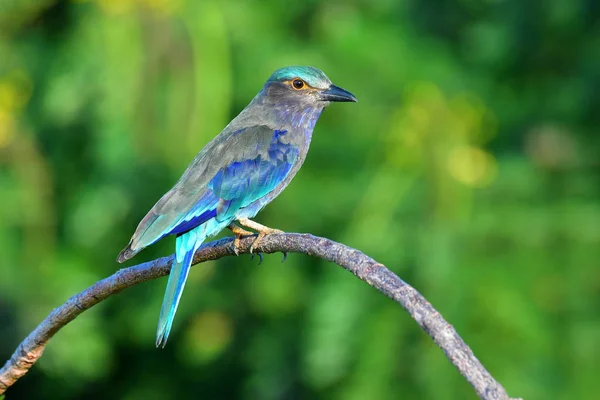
[[0, 233, 520, 399]]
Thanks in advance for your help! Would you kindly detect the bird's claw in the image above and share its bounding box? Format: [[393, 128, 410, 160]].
[[234, 218, 284, 262], [250, 251, 264, 264], [281, 252, 288, 263], [248, 233, 263, 254], [249, 228, 283, 253], [228, 223, 253, 256], [233, 237, 241, 256]]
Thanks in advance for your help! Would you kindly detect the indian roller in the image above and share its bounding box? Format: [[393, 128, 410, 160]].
[[117, 66, 357, 347]]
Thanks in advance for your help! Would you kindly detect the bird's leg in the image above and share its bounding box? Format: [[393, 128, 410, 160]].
[[236, 217, 283, 254], [227, 223, 254, 255]]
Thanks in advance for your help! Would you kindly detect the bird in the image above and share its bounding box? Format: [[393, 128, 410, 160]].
[[117, 66, 357, 348]]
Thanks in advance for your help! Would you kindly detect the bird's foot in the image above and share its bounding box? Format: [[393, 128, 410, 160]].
[[227, 223, 254, 255], [236, 217, 283, 254]]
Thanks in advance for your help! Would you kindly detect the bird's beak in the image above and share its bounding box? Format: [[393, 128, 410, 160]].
[[320, 85, 357, 103]]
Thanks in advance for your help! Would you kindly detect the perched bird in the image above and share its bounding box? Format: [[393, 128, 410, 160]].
[[117, 66, 357, 347]]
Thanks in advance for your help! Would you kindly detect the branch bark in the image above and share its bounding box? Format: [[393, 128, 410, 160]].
[[0, 233, 520, 399]]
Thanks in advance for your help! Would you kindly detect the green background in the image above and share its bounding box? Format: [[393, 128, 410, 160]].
[[1, 0, 599, 399]]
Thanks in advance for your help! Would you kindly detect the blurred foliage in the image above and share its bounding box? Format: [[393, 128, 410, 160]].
[[1, 0, 599, 399]]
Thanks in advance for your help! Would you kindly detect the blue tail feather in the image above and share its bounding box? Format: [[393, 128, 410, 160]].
[[156, 239, 197, 348], [155, 219, 229, 348]]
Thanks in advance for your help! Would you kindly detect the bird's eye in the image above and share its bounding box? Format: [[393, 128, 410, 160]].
[[292, 79, 305, 90]]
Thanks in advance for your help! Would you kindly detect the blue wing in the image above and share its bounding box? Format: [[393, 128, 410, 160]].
[[164, 128, 298, 236], [117, 126, 298, 261], [208, 129, 298, 220]]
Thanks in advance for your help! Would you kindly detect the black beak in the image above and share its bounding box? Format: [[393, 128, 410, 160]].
[[320, 84, 357, 103]]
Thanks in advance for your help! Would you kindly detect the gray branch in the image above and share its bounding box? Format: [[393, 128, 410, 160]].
[[0, 233, 521, 399]]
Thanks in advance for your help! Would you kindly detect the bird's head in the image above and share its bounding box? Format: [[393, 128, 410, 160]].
[[263, 66, 357, 106]]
